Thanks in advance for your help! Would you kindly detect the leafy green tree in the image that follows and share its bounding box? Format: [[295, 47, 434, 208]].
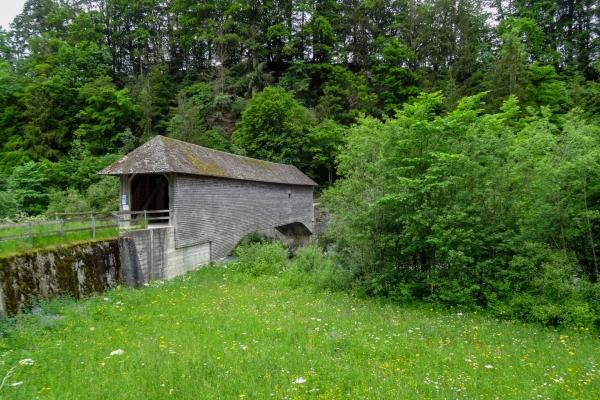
[[7, 161, 52, 215], [523, 64, 569, 113], [372, 39, 420, 116], [232, 87, 314, 167], [316, 66, 377, 124], [167, 90, 204, 144], [75, 76, 138, 154], [86, 176, 119, 211], [46, 188, 90, 216], [305, 119, 346, 183], [0, 191, 19, 218], [487, 28, 528, 110]]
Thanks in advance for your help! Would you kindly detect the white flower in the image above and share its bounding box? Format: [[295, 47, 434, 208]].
[[110, 349, 125, 356], [240, 345, 248, 350], [103, 298, 110, 302], [294, 377, 306, 384], [90, 327, 95, 331], [19, 359, 34, 366], [11, 382, 23, 386], [457, 313, 464, 316], [485, 365, 494, 369]]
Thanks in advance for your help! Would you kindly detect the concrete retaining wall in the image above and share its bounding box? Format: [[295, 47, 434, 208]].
[[121, 227, 210, 282], [0, 239, 128, 316], [0, 228, 211, 317]]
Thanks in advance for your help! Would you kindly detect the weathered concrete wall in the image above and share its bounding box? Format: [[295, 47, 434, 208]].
[[0, 230, 211, 316], [120, 227, 210, 283], [173, 175, 314, 261], [0, 239, 131, 316]]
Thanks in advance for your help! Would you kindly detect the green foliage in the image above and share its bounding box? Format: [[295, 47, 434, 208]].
[[46, 188, 90, 216], [232, 87, 314, 167], [316, 66, 378, 124], [488, 243, 598, 328], [231, 232, 269, 256], [372, 39, 420, 115], [75, 76, 138, 155], [7, 161, 52, 215], [523, 64, 569, 113], [0, 190, 19, 218], [284, 244, 352, 292], [325, 92, 600, 329], [305, 119, 346, 183], [230, 241, 289, 277], [86, 177, 119, 211]]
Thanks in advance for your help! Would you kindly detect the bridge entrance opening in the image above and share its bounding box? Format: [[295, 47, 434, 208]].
[[130, 174, 170, 225]]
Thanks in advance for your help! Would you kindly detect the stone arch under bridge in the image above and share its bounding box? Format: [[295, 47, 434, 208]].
[[99, 136, 317, 281]]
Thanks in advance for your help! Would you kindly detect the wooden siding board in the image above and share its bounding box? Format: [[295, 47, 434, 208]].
[[173, 175, 313, 260]]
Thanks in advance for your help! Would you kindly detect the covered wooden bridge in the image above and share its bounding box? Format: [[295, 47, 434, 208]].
[[98, 136, 316, 280]]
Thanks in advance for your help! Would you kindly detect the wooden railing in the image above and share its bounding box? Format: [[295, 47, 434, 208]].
[[0, 210, 171, 245]]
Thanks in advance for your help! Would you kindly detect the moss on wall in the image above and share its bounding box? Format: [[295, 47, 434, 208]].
[[0, 239, 122, 316]]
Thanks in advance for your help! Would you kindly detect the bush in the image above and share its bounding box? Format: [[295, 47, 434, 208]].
[[230, 241, 289, 277], [231, 232, 269, 256], [284, 244, 351, 292], [487, 242, 599, 329]]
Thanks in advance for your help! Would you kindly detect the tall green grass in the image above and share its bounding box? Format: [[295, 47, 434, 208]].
[[0, 226, 119, 257], [0, 263, 597, 399]]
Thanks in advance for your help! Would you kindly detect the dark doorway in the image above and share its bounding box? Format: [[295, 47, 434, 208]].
[[130, 174, 169, 224]]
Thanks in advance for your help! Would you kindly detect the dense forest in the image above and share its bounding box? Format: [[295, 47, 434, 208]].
[[1, 0, 600, 328]]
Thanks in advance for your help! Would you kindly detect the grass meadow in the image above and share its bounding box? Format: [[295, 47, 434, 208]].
[[0, 265, 598, 399]]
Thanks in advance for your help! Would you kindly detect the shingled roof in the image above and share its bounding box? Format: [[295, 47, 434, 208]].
[[98, 136, 317, 186]]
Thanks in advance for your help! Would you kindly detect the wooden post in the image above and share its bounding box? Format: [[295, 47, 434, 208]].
[[28, 221, 32, 246], [92, 216, 96, 239], [60, 219, 64, 238], [144, 210, 147, 228]]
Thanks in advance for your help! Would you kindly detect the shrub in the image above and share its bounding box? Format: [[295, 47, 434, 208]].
[[230, 241, 289, 277], [487, 242, 599, 329], [284, 244, 352, 291], [231, 232, 269, 256]]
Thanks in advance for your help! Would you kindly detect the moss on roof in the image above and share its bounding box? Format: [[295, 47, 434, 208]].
[[98, 136, 317, 186]]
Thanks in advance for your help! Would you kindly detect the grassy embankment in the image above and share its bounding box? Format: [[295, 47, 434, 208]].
[[0, 262, 598, 399], [0, 219, 119, 256]]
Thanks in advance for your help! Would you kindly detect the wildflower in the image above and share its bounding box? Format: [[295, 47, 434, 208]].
[[485, 365, 494, 369], [103, 298, 110, 302], [90, 327, 95, 331], [294, 377, 306, 384], [19, 359, 34, 366], [110, 349, 125, 356]]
